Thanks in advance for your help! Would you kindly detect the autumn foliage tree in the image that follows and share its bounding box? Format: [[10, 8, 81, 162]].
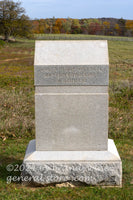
[[62, 18, 72, 33], [32, 20, 40, 34], [126, 20, 133, 36], [0, 0, 32, 41], [118, 18, 126, 36], [103, 21, 110, 35], [71, 19, 81, 34], [114, 23, 120, 35], [53, 18, 63, 33]]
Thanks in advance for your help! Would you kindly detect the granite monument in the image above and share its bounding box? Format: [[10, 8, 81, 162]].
[[22, 40, 122, 186]]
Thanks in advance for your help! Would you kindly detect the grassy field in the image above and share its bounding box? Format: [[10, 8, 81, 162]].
[[34, 34, 133, 41], [0, 36, 133, 199]]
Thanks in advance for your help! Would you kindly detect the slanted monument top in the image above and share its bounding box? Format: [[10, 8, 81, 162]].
[[34, 40, 109, 86], [34, 40, 109, 66]]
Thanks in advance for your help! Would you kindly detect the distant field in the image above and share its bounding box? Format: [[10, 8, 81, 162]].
[[0, 37, 133, 199], [34, 34, 133, 41]]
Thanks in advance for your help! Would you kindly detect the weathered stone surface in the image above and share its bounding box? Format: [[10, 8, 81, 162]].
[[35, 86, 108, 93], [22, 162, 121, 186], [34, 41, 109, 151], [34, 41, 109, 66], [35, 92, 108, 151], [34, 65, 109, 86], [22, 139, 122, 186]]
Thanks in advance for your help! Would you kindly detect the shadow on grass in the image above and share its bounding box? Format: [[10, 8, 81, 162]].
[[0, 154, 23, 185]]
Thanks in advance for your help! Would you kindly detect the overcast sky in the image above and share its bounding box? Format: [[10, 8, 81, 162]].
[[19, 0, 133, 19]]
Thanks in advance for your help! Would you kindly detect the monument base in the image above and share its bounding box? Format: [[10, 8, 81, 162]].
[[22, 139, 122, 186]]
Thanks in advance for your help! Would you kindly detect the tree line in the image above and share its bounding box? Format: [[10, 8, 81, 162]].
[[0, 0, 133, 42], [32, 18, 133, 37]]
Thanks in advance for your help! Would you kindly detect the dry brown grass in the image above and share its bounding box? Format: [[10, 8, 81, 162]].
[[0, 88, 35, 138]]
